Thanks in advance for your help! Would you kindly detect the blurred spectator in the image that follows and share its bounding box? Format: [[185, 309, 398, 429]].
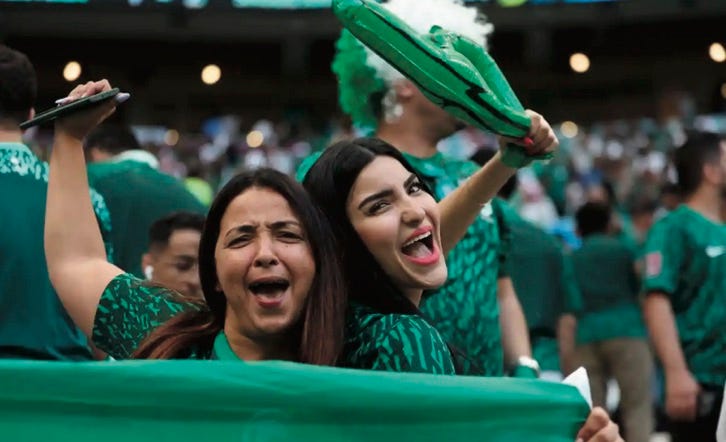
[[85, 125, 207, 278], [184, 159, 214, 207], [643, 131, 726, 442], [142, 212, 205, 300], [0, 44, 111, 360], [566, 202, 653, 442]]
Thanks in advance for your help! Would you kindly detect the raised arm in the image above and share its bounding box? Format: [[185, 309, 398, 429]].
[[45, 80, 124, 337], [437, 110, 558, 254]]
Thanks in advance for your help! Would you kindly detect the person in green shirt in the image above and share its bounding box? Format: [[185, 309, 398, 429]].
[[303, 137, 622, 442], [470, 149, 578, 380], [642, 131, 726, 442], [141, 211, 205, 301], [303, 134, 558, 374], [0, 45, 112, 361], [565, 202, 653, 442], [305, 0, 550, 378], [44, 80, 346, 364], [85, 125, 207, 278]]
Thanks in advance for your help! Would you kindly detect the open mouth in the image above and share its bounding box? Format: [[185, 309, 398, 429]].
[[248, 278, 290, 297], [401, 231, 435, 258]]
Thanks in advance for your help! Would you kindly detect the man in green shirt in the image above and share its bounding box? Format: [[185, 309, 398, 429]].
[[141, 211, 205, 301], [643, 131, 726, 442], [304, 0, 541, 377], [565, 202, 653, 442], [0, 44, 112, 360], [85, 126, 206, 278]]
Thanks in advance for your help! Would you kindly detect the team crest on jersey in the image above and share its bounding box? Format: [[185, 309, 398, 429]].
[[645, 252, 662, 277]]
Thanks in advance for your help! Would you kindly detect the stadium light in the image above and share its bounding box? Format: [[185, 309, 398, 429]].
[[246, 130, 264, 148], [201, 64, 221, 85], [569, 53, 590, 73], [560, 121, 579, 138], [63, 61, 82, 82], [709, 43, 726, 63]]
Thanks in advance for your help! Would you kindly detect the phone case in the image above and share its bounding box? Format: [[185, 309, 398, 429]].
[[19, 88, 120, 130]]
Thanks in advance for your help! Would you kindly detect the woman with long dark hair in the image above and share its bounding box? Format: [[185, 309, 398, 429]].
[[304, 138, 482, 374], [44, 80, 345, 364], [303, 138, 623, 442]]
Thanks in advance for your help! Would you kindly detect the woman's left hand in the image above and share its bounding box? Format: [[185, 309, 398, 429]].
[[498, 109, 559, 168], [500, 109, 559, 156], [575, 407, 624, 442]]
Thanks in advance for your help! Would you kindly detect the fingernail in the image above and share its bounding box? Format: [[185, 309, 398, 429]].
[[115, 93, 130, 104], [575, 438, 583, 442], [524, 137, 534, 148], [55, 97, 71, 105]]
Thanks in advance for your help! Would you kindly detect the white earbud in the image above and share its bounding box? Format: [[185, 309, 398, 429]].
[[144, 265, 154, 280]]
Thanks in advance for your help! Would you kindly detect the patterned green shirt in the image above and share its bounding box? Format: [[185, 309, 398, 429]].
[[404, 152, 506, 376], [93, 273, 200, 359], [643, 205, 726, 386], [0, 142, 112, 360], [342, 304, 456, 375]]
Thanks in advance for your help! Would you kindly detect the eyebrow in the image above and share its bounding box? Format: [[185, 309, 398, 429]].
[[223, 220, 301, 239], [357, 173, 418, 210]]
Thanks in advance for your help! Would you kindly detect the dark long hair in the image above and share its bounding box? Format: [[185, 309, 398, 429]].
[[133, 168, 347, 365], [303, 138, 430, 316], [304, 138, 478, 374]]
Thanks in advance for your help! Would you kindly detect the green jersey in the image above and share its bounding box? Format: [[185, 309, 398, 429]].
[[570, 234, 646, 345], [93, 273, 201, 359], [343, 304, 455, 375], [404, 152, 505, 376], [88, 157, 206, 278], [0, 142, 112, 360], [498, 200, 575, 371], [643, 205, 726, 386]]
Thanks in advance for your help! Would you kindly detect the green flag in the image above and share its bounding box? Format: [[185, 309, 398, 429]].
[[0, 360, 588, 441]]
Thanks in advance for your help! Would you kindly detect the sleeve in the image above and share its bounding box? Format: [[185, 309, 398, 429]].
[[491, 198, 512, 278], [560, 253, 584, 316], [92, 273, 200, 359], [369, 316, 456, 375], [642, 218, 686, 296], [89, 187, 114, 262]]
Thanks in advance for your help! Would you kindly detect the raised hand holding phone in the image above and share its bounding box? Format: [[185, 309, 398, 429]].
[[54, 80, 121, 141]]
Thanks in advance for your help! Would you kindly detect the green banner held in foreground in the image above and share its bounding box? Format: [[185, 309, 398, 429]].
[[0, 360, 589, 441]]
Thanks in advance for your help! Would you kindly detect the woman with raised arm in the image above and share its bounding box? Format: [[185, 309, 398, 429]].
[[45, 80, 346, 363], [303, 138, 623, 442]]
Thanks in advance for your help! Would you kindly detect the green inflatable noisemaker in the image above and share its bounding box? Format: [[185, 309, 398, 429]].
[[333, 0, 553, 167]]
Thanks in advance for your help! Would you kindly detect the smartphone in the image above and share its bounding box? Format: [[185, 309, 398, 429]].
[[20, 88, 124, 130]]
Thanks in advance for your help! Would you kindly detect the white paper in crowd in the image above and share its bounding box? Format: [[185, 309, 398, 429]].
[[717, 382, 725, 442], [562, 367, 592, 409]]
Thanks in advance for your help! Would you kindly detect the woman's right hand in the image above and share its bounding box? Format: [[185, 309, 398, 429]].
[[55, 79, 117, 141], [575, 407, 623, 442]]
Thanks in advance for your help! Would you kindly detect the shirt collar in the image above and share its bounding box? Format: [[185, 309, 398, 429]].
[[212, 331, 242, 361], [0, 142, 33, 156], [110, 150, 159, 169]]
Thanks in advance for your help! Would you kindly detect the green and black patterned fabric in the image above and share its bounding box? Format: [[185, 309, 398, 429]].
[[342, 303, 456, 374], [93, 273, 201, 359], [404, 152, 506, 377]]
